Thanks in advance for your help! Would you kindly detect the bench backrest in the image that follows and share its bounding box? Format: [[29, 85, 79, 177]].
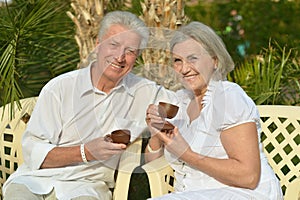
[[0, 97, 37, 198], [257, 105, 300, 199]]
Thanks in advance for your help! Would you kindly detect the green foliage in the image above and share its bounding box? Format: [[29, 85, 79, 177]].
[[186, 0, 300, 66], [228, 40, 300, 105], [187, 1, 300, 105], [0, 0, 79, 116]]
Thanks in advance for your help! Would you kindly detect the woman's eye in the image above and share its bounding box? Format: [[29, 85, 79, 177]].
[[127, 48, 136, 53], [189, 56, 198, 61], [174, 58, 182, 63]]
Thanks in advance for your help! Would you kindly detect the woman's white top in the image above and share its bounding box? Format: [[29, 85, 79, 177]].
[[163, 80, 283, 200]]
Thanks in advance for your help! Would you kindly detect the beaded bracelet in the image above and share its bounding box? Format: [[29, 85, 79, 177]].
[[80, 144, 88, 163]]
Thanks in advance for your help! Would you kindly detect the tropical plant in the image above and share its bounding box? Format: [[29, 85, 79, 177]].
[[228, 40, 300, 105], [0, 0, 79, 118]]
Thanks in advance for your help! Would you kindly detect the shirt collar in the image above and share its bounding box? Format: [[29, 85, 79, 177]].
[[78, 61, 136, 97], [177, 80, 220, 107], [77, 62, 94, 97], [116, 73, 135, 97]]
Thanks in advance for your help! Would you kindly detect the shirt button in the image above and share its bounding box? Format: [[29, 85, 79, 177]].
[[181, 162, 185, 169]]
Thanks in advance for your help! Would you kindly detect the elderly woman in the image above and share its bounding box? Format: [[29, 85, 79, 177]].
[[145, 22, 283, 200]]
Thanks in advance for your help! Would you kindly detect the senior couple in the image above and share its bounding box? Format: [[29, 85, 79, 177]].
[[3, 11, 282, 200]]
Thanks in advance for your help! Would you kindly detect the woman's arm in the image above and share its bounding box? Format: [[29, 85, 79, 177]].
[[144, 104, 166, 163], [175, 122, 261, 189], [144, 135, 164, 163]]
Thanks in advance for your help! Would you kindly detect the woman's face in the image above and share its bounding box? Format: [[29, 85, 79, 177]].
[[172, 38, 216, 95]]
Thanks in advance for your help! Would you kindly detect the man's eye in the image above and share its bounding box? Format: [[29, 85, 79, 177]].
[[110, 42, 118, 47], [125, 48, 138, 56]]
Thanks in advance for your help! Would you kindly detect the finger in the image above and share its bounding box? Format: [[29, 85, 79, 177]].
[[146, 104, 155, 116], [147, 104, 160, 116], [156, 131, 171, 144], [173, 126, 179, 136], [148, 125, 162, 136], [108, 142, 127, 150]]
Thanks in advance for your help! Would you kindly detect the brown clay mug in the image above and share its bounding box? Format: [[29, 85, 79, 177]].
[[152, 121, 175, 132], [110, 129, 131, 145], [158, 102, 179, 119]]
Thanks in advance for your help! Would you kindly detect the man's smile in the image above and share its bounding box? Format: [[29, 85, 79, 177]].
[[106, 60, 125, 69]]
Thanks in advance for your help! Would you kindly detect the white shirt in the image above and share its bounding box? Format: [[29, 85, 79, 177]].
[[165, 80, 282, 199], [3, 62, 176, 200]]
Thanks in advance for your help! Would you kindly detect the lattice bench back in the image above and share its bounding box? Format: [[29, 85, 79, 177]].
[[257, 105, 300, 198], [0, 97, 37, 199]]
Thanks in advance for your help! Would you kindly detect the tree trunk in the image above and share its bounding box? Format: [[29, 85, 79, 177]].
[[67, 0, 108, 68], [139, 0, 188, 90]]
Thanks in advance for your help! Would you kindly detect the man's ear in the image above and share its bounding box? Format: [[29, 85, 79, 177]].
[[94, 38, 100, 53]]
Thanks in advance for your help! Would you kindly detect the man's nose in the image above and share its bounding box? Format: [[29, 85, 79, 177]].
[[114, 48, 126, 62]]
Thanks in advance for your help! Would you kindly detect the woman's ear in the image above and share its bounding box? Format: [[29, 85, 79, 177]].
[[213, 56, 218, 70]]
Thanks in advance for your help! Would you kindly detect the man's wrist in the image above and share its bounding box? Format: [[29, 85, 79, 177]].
[[80, 144, 89, 163]]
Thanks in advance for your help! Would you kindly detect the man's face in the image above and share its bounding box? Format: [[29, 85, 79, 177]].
[[96, 24, 141, 83]]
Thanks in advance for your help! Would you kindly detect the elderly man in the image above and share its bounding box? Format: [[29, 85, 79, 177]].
[[3, 11, 175, 200]]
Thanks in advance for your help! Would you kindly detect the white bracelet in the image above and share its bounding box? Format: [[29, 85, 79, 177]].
[[147, 143, 162, 153], [80, 144, 88, 163]]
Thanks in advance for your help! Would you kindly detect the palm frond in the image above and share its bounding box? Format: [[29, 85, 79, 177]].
[[0, 0, 79, 118]]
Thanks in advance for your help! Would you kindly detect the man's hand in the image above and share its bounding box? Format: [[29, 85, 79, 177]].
[[85, 137, 127, 161]]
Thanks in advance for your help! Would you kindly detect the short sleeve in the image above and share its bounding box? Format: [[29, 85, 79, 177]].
[[220, 83, 260, 131]]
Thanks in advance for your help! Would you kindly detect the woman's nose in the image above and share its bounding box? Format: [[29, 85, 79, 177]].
[[180, 61, 191, 74]]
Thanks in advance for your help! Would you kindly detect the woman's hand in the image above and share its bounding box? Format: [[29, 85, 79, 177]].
[[145, 104, 166, 135], [157, 127, 191, 160]]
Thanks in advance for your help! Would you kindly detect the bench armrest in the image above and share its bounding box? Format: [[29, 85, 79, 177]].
[[113, 138, 142, 200], [141, 156, 174, 198], [284, 176, 300, 200]]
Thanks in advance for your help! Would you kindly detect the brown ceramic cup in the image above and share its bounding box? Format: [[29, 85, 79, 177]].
[[158, 102, 179, 119], [110, 129, 131, 145], [152, 121, 175, 132]]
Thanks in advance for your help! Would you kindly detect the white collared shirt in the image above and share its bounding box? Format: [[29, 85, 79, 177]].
[[3, 62, 176, 200]]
